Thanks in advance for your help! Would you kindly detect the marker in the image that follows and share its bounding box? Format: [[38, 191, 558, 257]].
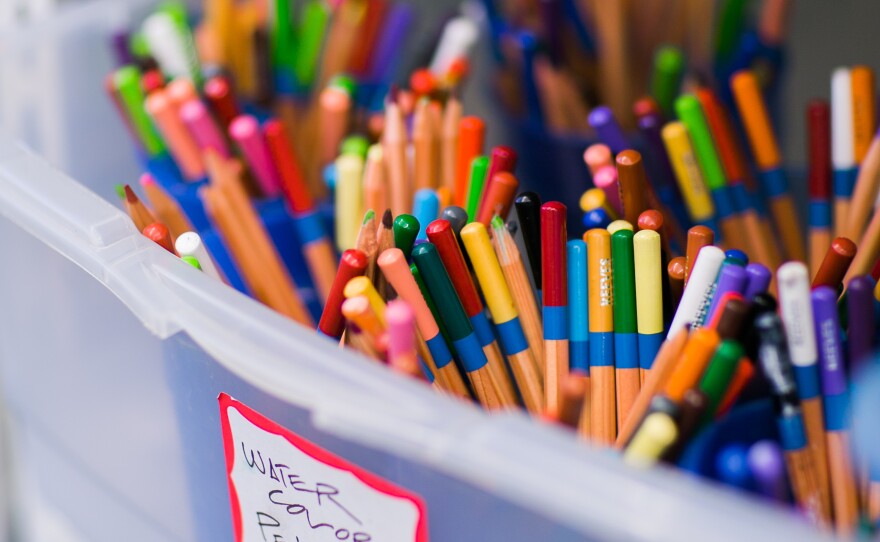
[[704, 261, 748, 324], [731, 70, 805, 261], [668, 245, 725, 338], [542, 202, 570, 416], [851, 66, 875, 164], [462, 222, 544, 413], [698, 340, 743, 422], [716, 444, 754, 490], [580, 188, 619, 220], [341, 295, 386, 354], [413, 243, 503, 408], [675, 95, 739, 245], [377, 249, 469, 396], [664, 327, 720, 404], [317, 249, 368, 339], [611, 229, 640, 427], [623, 412, 678, 468], [427, 219, 517, 406], [203, 76, 241, 130], [685, 225, 715, 286], [588, 105, 629, 155], [180, 99, 230, 158], [847, 276, 877, 374], [829, 68, 858, 240], [567, 240, 590, 376], [476, 171, 519, 225], [661, 122, 718, 231], [175, 231, 223, 281], [813, 286, 859, 533], [651, 46, 684, 117], [583, 208, 613, 230], [633, 230, 663, 380], [385, 300, 423, 380], [585, 228, 616, 444], [112, 67, 168, 157], [774, 262, 830, 519], [584, 144, 613, 175], [514, 191, 543, 294], [743, 263, 772, 301], [807, 100, 833, 277], [668, 256, 686, 313]]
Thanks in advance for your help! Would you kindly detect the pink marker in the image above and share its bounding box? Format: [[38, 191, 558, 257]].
[[385, 300, 421, 379], [228, 115, 282, 197], [593, 165, 623, 217], [583, 143, 612, 175], [180, 100, 230, 158]]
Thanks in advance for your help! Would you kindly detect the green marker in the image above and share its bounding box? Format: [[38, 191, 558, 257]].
[[157, 1, 202, 85], [271, 0, 297, 84], [114, 66, 166, 157], [611, 230, 639, 375], [715, 0, 749, 63], [294, 0, 331, 88], [464, 156, 489, 223], [114, 184, 126, 201], [698, 339, 743, 423], [340, 135, 370, 159], [181, 255, 202, 270], [393, 214, 421, 258], [675, 95, 727, 191], [651, 46, 684, 117]]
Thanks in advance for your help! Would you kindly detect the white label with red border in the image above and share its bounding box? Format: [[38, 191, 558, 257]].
[[220, 394, 429, 542]]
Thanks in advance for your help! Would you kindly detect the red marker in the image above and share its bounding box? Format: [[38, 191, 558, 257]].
[[476, 146, 518, 221]]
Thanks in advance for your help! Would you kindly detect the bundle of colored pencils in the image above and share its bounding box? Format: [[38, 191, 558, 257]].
[[486, 0, 789, 132], [99, 0, 880, 536]]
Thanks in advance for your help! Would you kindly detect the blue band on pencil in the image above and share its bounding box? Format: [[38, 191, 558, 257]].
[[470, 311, 496, 348], [570, 339, 589, 372], [793, 364, 820, 400], [293, 209, 327, 244], [543, 305, 568, 340], [711, 186, 735, 220], [777, 415, 808, 451], [760, 168, 788, 198], [808, 200, 832, 228], [589, 331, 614, 367], [426, 334, 454, 369], [419, 358, 435, 383], [823, 392, 849, 432], [614, 332, 639, 369], [453, 333, 489, 372], [638, 333, 663, 371], [833, 167, 858, 197], [496, 317, 529, 357]]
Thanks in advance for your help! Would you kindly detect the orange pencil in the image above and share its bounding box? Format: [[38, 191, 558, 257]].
[[123, 185, 158, 232], [139, 173, 193, 240], [731, 70, 806, 262], [453, 117, 485, 207], [685, 226, 714, 286], [384, 99, 410, 215], [586, 228, 616, 444], [441, 95, 463, 198]]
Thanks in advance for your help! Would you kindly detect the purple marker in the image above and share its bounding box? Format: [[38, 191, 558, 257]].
[[847, 276, 876, 375], [812, 286, 849, 432], [747, 440, 788, 502], [743, 263, 772, 301], [637, 112, 678, 193], [705, 263, 748, 323], [369, 4, 414, 83], [111, 30, 135, 67], [588, 106, 629, 155]]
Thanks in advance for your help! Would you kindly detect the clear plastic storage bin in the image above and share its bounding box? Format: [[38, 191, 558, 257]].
[[0, 1, 827, 541]]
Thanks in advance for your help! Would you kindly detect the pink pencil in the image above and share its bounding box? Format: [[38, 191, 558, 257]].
[[180, 100, 230, 158], [228, 115, 283, 197], [386, 300, 423, 379]]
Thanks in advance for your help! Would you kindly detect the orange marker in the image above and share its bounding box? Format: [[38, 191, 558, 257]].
[[454, 117, 485, 207]]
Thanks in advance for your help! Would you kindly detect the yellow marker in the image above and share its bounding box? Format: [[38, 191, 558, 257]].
[[580, 188, 619, 219], [852, 65, 876, 164], [461, 222, 544, 413], [606, 219, 633, 234], [623, 411, 678, 467], [633, 230, 664, 383], [343, 276, 386, 326], [335, 154, 364, 251], [585, 228, 616, 444], [874, 278, 880, 302], [662, 122, 715, 223]]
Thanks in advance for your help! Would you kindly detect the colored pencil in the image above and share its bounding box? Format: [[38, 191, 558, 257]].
[[542, 202, 570, 416]]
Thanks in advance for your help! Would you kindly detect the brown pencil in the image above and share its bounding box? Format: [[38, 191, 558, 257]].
[[123, 185, 158, 232], [140, 174, 193, 240]]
